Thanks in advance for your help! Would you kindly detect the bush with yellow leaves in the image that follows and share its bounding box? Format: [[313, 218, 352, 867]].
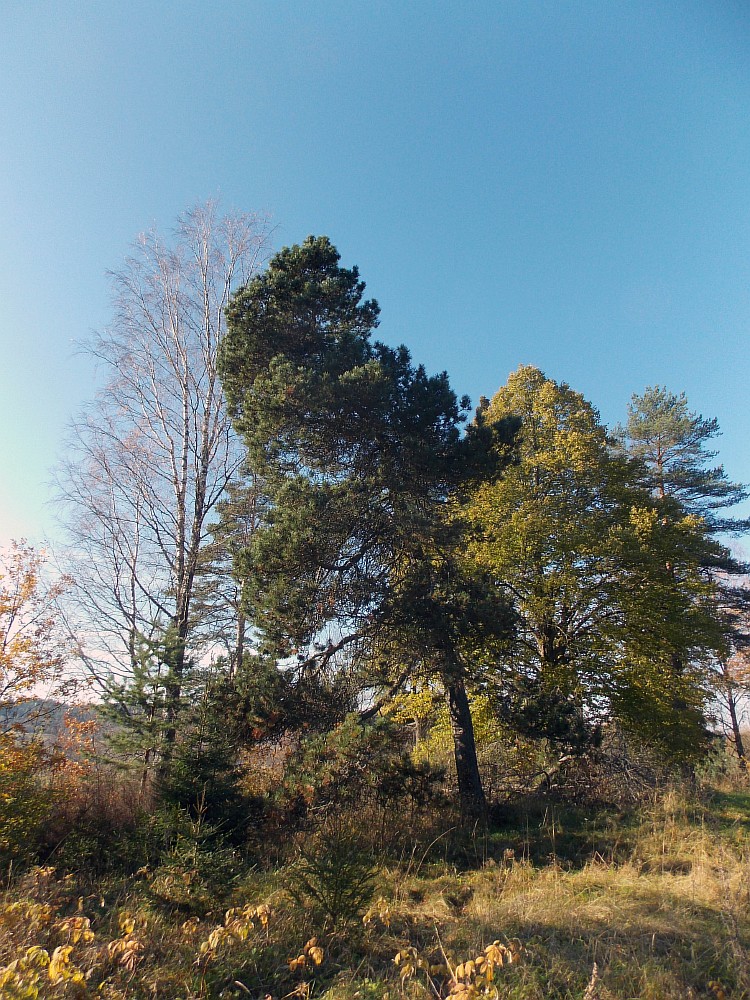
[[0, 943, 88, 998], [450, 940, 524, 998], [197, 902, 273, 964], [287, 936, 324, 973], [0, 883, 152, 998], [105, 911, 146, 976], [394, 937, 524, 998]]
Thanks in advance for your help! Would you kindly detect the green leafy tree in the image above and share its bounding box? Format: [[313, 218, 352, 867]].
[[463, 367, 722, 760], [465, 369, 632, 716], [219, 236, 515, 820], [611, 504, 725, 759], [619, 386, 748, 755]]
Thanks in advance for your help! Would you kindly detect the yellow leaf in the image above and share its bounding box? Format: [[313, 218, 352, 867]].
[[48, 945, 73, 983], [23, 946, 50, 969]]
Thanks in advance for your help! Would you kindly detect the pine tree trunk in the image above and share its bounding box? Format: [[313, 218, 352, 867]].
[[444, 676, 487, 824]]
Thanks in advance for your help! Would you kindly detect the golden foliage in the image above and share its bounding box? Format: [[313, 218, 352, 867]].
[[55, 916, 94, 946], [395, 936, 524, 996], [0, 941, 87, 996], [198, 902, 274, 961], [287, 937, 324, 972], [363, 896, 392, 930], [0, 541, 68, 714], [0, 543, 79, 863], [107, 936, 144, 973]]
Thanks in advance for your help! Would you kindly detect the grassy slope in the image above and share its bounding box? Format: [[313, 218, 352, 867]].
[[2, 786, 750, 999]]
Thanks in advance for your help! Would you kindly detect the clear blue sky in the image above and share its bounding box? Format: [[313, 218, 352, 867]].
[[1, 1, 749, 547]]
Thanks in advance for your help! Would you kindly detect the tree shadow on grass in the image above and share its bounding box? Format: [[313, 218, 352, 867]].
[[451, 880, 748, 999], [703, 788, 750, 835], [436, 797, 640, 871]]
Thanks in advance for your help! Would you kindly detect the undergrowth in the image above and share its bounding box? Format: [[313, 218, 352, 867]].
[[2, 782, 750, 998]]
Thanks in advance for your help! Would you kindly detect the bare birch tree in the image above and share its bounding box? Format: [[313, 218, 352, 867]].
[[58, 203, 272, 719]]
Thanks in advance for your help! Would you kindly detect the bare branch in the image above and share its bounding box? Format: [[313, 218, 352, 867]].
[[56, 202, 273, 684]]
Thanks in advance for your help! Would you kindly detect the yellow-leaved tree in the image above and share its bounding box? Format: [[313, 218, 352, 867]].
[[0, 541, 70, 864], [1, 541, 68, 722], [462, 366, 725, 763]]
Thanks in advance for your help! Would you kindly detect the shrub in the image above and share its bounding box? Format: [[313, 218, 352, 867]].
[[0, 736, 52, 871], [279, 715, 443, 817], [148, 810, 240, 914], [285, 826, 376, 929]]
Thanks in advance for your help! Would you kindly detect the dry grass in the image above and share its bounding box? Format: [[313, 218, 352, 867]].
[[3, 782, 750, 998], [422, 787, 750, 998]]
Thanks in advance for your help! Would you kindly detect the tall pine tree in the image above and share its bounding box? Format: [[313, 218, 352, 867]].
[[218, 236, 515, 820], [620, 386, 749, 535]]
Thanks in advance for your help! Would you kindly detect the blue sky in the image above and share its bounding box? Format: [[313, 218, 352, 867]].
[[1, 1, 749, 547]]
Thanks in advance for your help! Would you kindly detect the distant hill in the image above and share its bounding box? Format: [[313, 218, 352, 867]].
[[1, 699, 100, 741]]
